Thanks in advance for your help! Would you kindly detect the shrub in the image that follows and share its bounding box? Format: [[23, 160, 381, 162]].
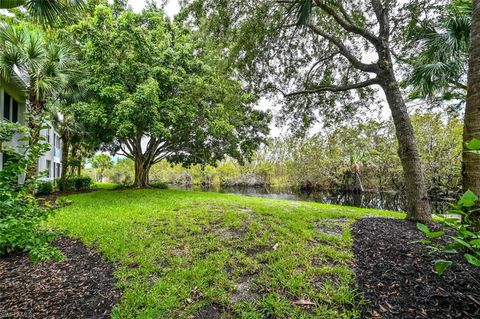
[[57, 177, 75, 192], [416, 139, 480, 274], [0, 122, 62, 262], [150, 181, 169, 189], [57, 176, 93, 192], [74, 176, 93, 191], [36, 181, 54, 195]]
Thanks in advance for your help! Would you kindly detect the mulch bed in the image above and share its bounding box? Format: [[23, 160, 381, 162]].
[[37, 189, 95, 206], [0, 236, 121, 319], [352, 218, 480, 319]]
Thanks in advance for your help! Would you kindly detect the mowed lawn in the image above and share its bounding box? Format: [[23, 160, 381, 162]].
[[47, 189, 403, 318]]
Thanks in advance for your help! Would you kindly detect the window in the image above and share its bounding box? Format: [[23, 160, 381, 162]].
[[3, 92, 11, 120], [56, 163, 61, 178], [46, 160, 51, 178], [12, 100, 18, 123], [46, 129, 50, 143], [56, 135, 61, 156]]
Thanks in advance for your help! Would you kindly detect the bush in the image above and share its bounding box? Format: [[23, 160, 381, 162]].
[[57, 177, 75, 192], [57, 176, 93, 192], [36, 181, 54, 195], [0, 121, 62, 262], [74, 176, 93, 191], [150, 181, 169, 189]]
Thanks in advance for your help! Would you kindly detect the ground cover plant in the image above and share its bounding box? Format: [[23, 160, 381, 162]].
[[47, 188, 402, 318]]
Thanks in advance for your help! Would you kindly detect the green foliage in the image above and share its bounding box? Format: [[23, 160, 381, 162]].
[[36, 181, 54, 196], [417, 191, 480, 273], [118, 112, 462, 192], [416, 223, 445, 239], [74, 176, 93, 191], [150, 181, 169, 189], [405, 0, 470, 107], [466, 138, 480, 155], [0, 23, 82, 106], [90, 153, 113, 182], [0, 121, 62, 262], [57, 176, 92, 192], [0, 0, 86, 27], [57, 176, 76, 192], [434, 259, 452, 275], [71, 6, 269, 187]]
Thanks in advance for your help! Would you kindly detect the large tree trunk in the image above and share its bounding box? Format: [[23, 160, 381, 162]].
[[380, 72, 432, 223], [61, 135, 69, 179], [463, 0, 480, 198], [133, 157, 152, 188]]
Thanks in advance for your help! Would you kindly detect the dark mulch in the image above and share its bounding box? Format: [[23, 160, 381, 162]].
[[352, 218, 480, 319], [0, 236, 121, 319], [37, 189, 95, 206]]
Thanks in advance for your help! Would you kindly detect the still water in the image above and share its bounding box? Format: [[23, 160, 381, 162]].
[[171, 185, 453, 214]]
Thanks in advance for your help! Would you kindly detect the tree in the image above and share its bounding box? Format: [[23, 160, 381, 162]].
[[463, 0, 480, 199], [183, 0, 435, 222], [91, 154, 113, 182], [0, 23, 81, 176], [73, 6, 270, 187], [47, 104, 80, 179], [406, 0, 471, 110], [0, 0, 85, 27]]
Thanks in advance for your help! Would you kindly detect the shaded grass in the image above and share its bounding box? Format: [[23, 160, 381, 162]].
[[94, 182, 121, 190], [47, 189, 403, 318]]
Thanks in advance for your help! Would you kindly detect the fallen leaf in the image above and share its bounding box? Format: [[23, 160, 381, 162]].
[[293, 299, 315, 306]]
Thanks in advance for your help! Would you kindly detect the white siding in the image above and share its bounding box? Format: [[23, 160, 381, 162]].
[[0, 84, 62, 182], [37, 125, 62, 182]]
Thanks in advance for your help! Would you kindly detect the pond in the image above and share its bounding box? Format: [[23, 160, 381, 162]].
[[171, 185, 454, 214]]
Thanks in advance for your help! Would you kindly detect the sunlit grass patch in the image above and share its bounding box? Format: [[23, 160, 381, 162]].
[[48, 189, 403, 318]]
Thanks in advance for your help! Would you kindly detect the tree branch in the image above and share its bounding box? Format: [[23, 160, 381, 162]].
[[307, 24, 379, 73], [306, 50, 340, 81], [371, 0, 390, 40], [315, 0, 382, 46], [284, 77, 379, 97]]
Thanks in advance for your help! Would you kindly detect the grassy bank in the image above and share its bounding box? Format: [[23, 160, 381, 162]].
[[47, 189, 403, 318]]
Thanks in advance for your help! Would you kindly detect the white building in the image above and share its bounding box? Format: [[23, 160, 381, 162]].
[[0, 74, 62, 182]]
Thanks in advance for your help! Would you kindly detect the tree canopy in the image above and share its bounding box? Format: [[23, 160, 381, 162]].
[[70, 6, 270, 186]]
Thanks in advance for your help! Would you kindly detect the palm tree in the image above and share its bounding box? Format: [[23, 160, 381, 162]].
[[47, 104, 80, 179], [407, 0, 471, 106], [0, 0, 85, 27], [0, 24, 81, 176], [463, 0, 480, 200]]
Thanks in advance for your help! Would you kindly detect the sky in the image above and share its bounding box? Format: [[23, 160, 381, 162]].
[[128, 0, 181, 17], [119, 1, 391, 138]]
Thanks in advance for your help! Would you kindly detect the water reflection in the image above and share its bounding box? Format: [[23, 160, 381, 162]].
[[171, 185, 453, 214]]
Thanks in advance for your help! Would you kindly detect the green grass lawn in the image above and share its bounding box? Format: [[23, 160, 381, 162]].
[[94, 181, 122, 190], [47, 189, 403, 319]]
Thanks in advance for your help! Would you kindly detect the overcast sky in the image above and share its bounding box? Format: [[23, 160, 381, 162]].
[[127, 0, 181, 17], [123, 0, 391, 137]]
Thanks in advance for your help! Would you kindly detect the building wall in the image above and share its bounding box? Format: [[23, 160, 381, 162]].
[[0, 83, 62, 182], [38, 125, 63, 182]]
